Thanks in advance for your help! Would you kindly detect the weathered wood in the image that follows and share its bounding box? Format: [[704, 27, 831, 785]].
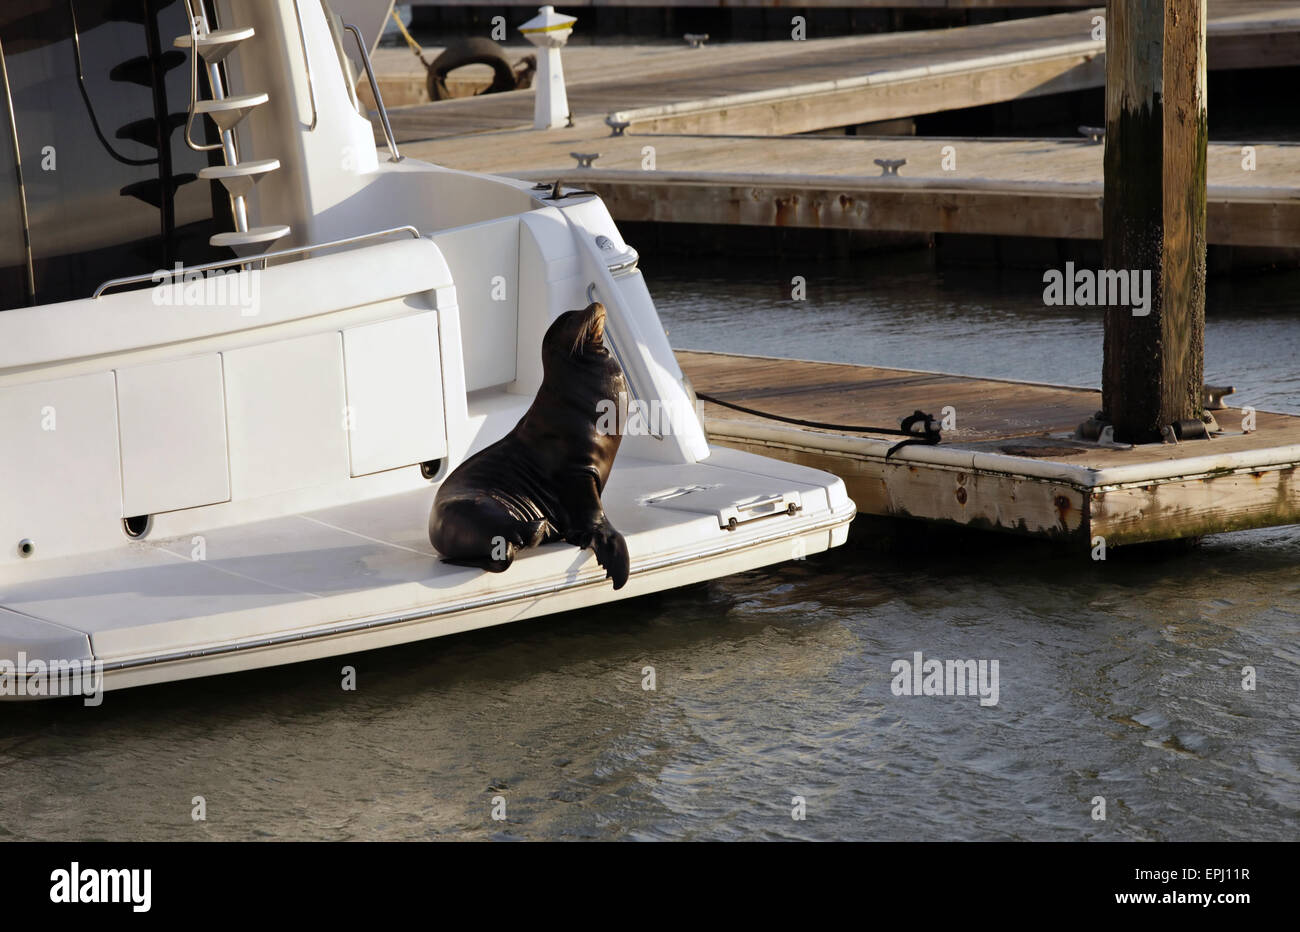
[[1102, 0, 1208, 443], [708, 435, 1091, 541], [616, 54, 1107, 136], [564, 174, 1297, 248], [408, 131, 1300, 247], [677, 350, 1300, 546]]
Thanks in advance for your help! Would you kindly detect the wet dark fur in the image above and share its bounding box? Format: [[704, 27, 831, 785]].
[[428, 303, 630, 588]]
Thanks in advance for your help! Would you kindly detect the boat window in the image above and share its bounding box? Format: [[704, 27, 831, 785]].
[[0, 0, 234, 311], [0, 38, 29, 307]]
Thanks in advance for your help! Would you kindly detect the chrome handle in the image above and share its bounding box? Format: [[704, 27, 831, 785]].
[[344, 23, 401, 163], [181, 4, 223, 153]]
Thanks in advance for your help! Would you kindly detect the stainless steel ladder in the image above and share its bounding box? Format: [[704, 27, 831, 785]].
[[176, 0, 290, 254]]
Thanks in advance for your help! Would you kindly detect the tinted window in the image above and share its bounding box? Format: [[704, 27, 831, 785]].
[[0, 42, 28, 308], [0, 0, 232, 310]]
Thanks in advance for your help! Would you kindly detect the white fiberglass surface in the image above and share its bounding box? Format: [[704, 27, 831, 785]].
[[0, 449, 842, 662]]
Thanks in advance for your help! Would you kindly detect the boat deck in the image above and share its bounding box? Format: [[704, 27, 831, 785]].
[[0, 445, 852, 690], [677, 350, 1300, 547]]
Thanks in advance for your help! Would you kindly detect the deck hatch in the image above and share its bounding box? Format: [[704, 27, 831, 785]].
[[341, 312, 448, 477]]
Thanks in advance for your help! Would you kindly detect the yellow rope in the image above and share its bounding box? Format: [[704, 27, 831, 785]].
[[390, 9, 428, 65]]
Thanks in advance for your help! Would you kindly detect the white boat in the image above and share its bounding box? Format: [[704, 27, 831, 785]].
[[0, 1, 854, 699]]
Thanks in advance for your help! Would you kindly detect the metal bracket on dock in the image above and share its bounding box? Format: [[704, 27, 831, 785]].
[[1075, 416, 1131, 450], [1080, 414, 1216, 447], [1078, 125, 1105, 144], [874, 158, 906, 176], [1168, 418, 1214, 442], [570, 151, 600, 168], [684, 33, 709, 49]]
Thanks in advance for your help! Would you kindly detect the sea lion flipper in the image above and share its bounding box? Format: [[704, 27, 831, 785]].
[[590, 521, 630, 590], [431, 497, 532, 572]]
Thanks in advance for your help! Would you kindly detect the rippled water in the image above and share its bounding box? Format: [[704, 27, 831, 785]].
[[2, 253, 1297, 841]]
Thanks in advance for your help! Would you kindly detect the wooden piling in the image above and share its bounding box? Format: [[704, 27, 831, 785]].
[[1101, 0, 1208, 443]]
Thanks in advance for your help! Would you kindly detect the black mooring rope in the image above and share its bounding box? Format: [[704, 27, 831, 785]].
[[694, 392, 941, 459]]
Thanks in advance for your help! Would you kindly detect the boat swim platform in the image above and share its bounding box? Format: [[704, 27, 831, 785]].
[[676, 350, 1300, 549], [380, 3, 1300, 138], [407, 134, 1300, 249]]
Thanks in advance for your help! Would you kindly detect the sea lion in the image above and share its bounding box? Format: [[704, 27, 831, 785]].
[[429, 302, 631, 589]]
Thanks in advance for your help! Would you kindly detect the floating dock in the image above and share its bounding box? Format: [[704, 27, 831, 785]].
[[677, 351, 1300, 548]]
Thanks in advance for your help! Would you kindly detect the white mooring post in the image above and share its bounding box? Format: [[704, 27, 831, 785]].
[[518, 5, 576, 130]]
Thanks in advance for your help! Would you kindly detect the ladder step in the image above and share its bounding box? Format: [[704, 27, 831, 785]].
[[173, 27, 256, 64], [199, 159, 281, 199], [194, 93, 268, 133], [211, 225, 291, 255]]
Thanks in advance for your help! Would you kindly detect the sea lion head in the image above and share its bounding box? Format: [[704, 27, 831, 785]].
[[544, 302, 609, 360]]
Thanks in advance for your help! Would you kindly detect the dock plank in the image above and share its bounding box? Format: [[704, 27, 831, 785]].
[[406, 134, 1300, 247], [382, 2, 1300, 141]]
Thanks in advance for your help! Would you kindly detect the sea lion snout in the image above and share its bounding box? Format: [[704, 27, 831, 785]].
[[545, 303, 608, 357], [586, 302, 606, 346], [573, 301, 607, 352]]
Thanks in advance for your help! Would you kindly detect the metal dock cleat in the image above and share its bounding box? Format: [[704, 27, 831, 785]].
[[605, 113, 630, 136], [1203, 384, 1236, 410]]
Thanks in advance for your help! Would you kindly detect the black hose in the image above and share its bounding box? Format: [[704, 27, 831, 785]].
[[693, 391, 941, 459]]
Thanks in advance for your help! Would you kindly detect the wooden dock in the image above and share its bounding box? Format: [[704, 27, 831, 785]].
[[373, 1, 1300, 247], [383, 3, 1300, 138], [677, 351, 1300, 548]]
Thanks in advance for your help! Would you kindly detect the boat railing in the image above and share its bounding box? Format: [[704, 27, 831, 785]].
[[91, 225, 421, 298], [344, 23, 402, 163]]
